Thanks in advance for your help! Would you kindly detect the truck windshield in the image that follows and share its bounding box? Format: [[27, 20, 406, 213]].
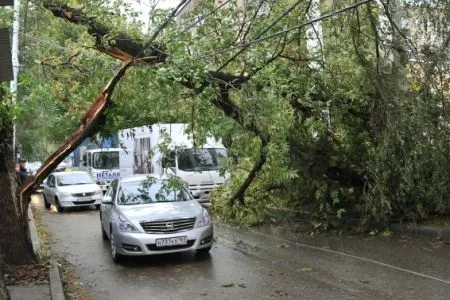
[[177, 148, 227, 172], [92, 151, 120, 169]]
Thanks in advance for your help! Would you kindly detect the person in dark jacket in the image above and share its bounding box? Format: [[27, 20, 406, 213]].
[[17, 159, 28, 185]]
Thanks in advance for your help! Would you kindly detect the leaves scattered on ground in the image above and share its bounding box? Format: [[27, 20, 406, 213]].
[[32, 200, 88, 299], [57, 256, 88, 300], [221, 283, 234, 288], [4, 263, 49, 285], [32, 205, 52, 260], [359, 280, 370, 284]]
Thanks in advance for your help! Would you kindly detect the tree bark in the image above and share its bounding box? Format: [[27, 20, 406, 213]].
[[0, 89, 34, 265], [0, 246, 11, 300]]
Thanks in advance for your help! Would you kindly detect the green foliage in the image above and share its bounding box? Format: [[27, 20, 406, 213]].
[[6, 0, 450, 228]]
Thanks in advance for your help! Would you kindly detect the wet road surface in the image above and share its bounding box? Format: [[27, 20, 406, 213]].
[[31, 194, 450, 300]]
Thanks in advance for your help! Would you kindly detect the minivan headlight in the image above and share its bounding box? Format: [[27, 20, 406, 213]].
[[195, 209, 211, 228], [118, 215, 139, 233]]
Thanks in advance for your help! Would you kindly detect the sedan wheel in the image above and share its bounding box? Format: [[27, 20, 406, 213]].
[[55, 199, 64, 213], [110, 229, 122, 263], [100, 216, 108, 241], [43, 195, 51, 209]]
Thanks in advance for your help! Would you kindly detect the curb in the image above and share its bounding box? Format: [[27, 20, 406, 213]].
[[29, 201, 66, 300], [27, 206, 40, 257], [49, 261, 65, 300], [265, 206, 450, 241], [390, 223, 450, 241]]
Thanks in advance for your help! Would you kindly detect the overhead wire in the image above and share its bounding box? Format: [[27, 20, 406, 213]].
[[215, 0, 304, 72], [207, 0, 375, 61], [165, 0, 233, 44]]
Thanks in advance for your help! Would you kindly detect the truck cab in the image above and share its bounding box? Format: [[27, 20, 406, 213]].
[[162, 147, 228, 204], [81, 148, 126, 193]]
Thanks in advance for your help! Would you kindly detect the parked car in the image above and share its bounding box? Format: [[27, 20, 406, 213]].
[[43, 171, 103, 212], [100, 175, 213, 263]]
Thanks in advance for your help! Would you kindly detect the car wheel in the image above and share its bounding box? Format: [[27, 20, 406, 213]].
[[55, 198, 64, 213], [43, 195, 51, 210], [100, 215, 108, 241], [102, 225, 109, 240], [110, 227, 122, 263], [95, 204, 101, 210], [196, 246, 212, 256]]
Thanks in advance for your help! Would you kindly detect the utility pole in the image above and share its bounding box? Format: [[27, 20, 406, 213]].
[[11, 0, 20, 161]]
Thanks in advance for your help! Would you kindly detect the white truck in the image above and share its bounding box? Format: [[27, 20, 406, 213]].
[[80, 148, 125, 193], [118, 123, 228, 205]]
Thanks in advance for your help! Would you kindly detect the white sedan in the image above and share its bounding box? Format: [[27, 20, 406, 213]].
[[43, 171, 103, 212]]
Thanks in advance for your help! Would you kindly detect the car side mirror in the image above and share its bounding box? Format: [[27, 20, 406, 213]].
[[102, 196, 113, 204], [82, 161, 87, 167]]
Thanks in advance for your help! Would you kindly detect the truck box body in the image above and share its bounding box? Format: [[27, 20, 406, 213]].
[[119, 124, 228, 203]]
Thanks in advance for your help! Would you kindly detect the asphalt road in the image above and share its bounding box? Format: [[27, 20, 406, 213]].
[[31, 194, 450, 300]]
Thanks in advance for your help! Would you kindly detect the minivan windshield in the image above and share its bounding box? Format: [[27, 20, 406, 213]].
[[117, 179, 191, 205], [93, 151, 120, 169], [57, 173, 93, 186], [177, 148, 227, 172]]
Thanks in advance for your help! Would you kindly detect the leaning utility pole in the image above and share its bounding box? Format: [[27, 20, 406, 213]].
[[10, 0, 20, 160]]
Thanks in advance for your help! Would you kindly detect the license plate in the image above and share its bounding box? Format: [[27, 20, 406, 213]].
[[156, 236, 188, 247], [77, 196, 93, 202]]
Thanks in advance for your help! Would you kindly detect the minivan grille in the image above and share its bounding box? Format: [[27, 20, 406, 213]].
[[140, 218, 196, 234]]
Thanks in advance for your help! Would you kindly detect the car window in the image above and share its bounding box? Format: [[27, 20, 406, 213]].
[[56, 173, 93, 186], [110, 180, 118, 203], [105, 185, 113, 198], [117, 178, 190, 205], [47, 176, 54, 187]]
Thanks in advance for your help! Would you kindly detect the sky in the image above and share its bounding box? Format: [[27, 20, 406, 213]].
[[127, 0, 179, 30]]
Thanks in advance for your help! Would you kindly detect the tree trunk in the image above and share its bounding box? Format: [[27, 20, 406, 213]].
[[0, 88, 34, 265], [0, 246, 11, 300]]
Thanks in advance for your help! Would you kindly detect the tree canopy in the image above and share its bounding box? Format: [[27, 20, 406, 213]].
[[3, 0, 450, 229]]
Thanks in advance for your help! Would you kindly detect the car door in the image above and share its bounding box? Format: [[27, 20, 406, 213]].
[[102, 179, 118, 237], [101, 184, 113, 230], [44, 175, 55, 204]]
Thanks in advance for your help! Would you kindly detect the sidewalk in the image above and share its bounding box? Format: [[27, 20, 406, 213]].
[[5, 200, 64, 300]]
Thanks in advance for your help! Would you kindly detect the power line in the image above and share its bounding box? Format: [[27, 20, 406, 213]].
[[216, 0, 304, 72], [166, 0, 233, 43], [138, 0, 191, 57], [207, 0, 375, 59]]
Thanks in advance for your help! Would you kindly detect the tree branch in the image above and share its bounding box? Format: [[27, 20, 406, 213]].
[[230, 139, 269, 204], [34, 0, 166, 62]]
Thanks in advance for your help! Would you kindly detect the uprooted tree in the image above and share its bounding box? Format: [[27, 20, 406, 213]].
[[1, 0, 450, 264]]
